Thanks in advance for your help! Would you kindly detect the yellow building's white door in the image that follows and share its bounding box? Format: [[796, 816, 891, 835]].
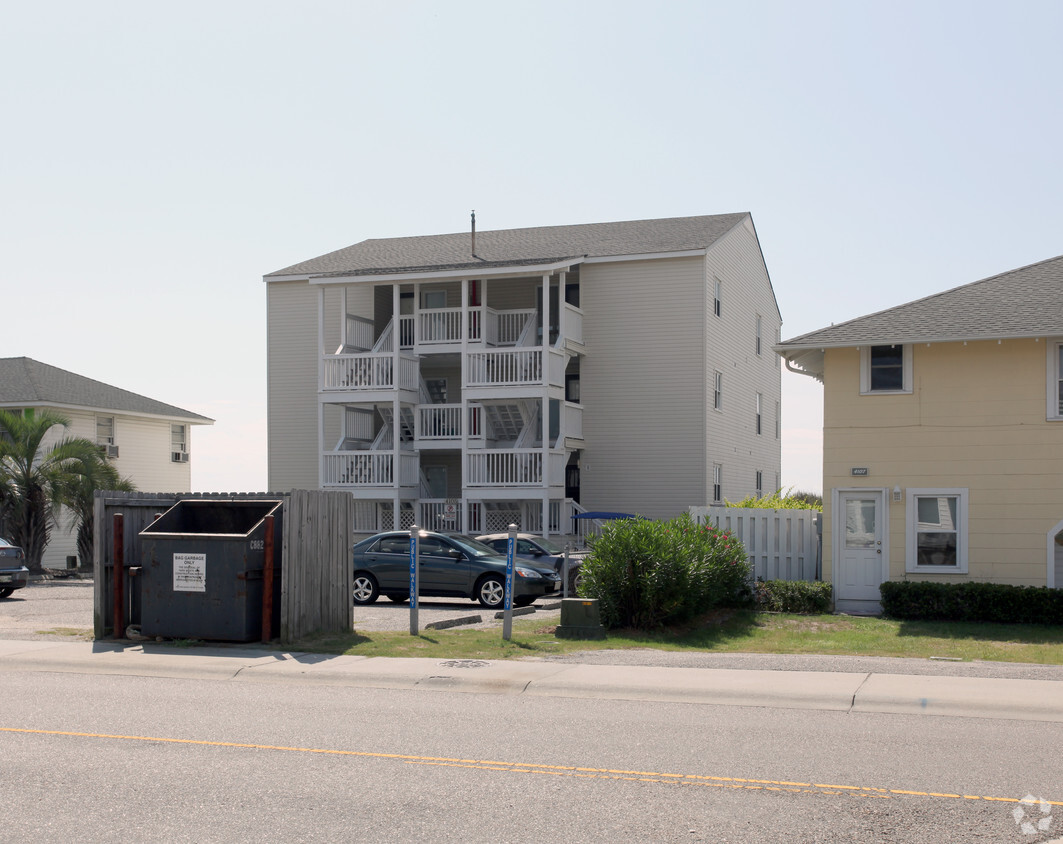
[[836, 491, 886, 612]]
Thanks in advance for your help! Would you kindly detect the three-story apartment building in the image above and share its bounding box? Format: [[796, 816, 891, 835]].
[[265, 213, 781, 535]]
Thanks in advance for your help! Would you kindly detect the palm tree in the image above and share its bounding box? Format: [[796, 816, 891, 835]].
[[0, 408, 107, 573], [62, 454, 135, 569]]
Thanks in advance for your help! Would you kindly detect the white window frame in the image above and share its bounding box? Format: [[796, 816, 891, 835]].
[[713, 276, 722, 318], [755, 392, 762, 435], [905, 488, 968, 574], [712, 463, 722, 503], [755, 470, 763, 497], [755, 315, 762, 356], [171, 423, 188, 456], [1047, 339, 1063, 421], [860, 344, 913, 394], [96, 415, 115, 446], [713, 370, 722, 411]]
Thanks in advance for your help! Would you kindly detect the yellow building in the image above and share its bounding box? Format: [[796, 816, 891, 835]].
[[778, 256, 1063, 613]]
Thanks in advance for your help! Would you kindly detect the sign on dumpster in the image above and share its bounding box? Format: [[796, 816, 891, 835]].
[[173, 553, 206, 592]]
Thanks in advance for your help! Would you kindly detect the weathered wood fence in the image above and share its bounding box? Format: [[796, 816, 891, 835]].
[[689, 506, 821, 582], [94, 490, 354, 644]]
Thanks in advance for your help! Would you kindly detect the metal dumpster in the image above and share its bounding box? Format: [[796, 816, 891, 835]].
[[138, 499, 283, 642]]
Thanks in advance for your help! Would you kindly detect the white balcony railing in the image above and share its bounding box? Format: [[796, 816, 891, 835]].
[[563, 402, 583, 440], [322, 451, 419, 488], [562, 303, 583, 346], [322, 353, 419, 392], [415, 404, 484, 442], [467, 349, 543, 387], [466, 450, 542, 486]]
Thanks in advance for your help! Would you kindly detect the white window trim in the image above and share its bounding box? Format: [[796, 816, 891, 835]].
[[713, 276, 722, 318], [905, 487, 968, 574], [713, 370, 723, 412], [860, 344, 913, 395], [1047, 338, 1063, 421], [96, 415, 115, 446]]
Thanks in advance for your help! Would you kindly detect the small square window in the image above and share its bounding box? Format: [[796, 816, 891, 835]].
[[861, 345, 912, 394]]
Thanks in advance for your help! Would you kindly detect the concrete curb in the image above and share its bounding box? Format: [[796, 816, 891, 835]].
[[1, 641, 1061, 722]]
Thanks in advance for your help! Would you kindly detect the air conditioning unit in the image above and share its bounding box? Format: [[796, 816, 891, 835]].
[[172, 451, 189, 463], [105, 444, 120, 459]]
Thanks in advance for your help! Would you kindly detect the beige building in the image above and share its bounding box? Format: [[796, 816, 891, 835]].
[[0, 357, 213, 569], [265, 213, 781, 535], [778, 255, 1063, 612]]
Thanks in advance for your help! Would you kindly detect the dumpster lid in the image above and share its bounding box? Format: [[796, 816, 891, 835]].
[[140, 499, 283, 538]]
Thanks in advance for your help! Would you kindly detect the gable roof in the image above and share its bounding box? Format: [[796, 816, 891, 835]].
[[779, 253, 1063, 352], [265, 213, 751, 279], [0, 358, 213, 424]]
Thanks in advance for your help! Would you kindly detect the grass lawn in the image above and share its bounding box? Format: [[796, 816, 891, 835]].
[[289, 610, 1063, 665]]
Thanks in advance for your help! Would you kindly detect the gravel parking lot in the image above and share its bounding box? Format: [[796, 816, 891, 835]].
[[0, 578, 564, 641]]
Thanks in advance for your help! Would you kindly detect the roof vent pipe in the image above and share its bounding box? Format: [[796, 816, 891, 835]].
[[471, 209, 476, 257]]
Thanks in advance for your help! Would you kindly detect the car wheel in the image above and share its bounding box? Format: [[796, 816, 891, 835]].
[[476, 575, 505, 609], [386, 594, 409, 603], [352, 573, 379, 605], [0, 587, 13, 599], [571, 571, 585, 594]]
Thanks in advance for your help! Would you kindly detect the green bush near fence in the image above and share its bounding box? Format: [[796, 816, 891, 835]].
[[753, 579, 833, 614], [880, 580, 1063, 625], [580, 513, 751, 629]]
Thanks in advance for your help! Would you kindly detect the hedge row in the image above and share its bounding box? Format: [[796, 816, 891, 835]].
[[880, 580, 1063, 625], [752, 579, 833, 614]]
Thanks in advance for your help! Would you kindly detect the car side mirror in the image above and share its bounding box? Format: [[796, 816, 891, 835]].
[[449, 550, 464, 560]]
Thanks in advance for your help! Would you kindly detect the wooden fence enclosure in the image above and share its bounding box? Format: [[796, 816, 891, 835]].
[[94, 490, 354, 644], [688, 506, 821, 582]]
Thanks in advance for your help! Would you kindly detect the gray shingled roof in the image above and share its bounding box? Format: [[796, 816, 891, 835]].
[[0, 358, 213, 423], [778, 254, 1063, 350], [266, 213, 750, 278]]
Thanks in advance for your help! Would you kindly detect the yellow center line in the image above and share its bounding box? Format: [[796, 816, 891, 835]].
[[2, 726, 1059, 806]]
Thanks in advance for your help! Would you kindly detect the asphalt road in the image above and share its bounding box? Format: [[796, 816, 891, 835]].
[[3, 665, 1062, 843]]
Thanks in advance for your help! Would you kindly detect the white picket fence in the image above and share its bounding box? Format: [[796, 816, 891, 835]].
[[689, 506, 821, 582]]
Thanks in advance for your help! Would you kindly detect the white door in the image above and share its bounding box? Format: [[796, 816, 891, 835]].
[[836, 492, 886, 612]]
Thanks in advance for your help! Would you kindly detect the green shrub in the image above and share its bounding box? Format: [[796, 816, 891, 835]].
[[726, 488, 822, 510], [753, 579, 833, 614], [880, 581, 1063, 625], [580, 513, 751, 629]]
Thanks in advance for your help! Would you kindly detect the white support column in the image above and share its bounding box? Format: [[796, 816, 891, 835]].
[[317, 286, 326, 392], [541, 494, 549, 538], [557, 270, 566, 347], [340, 286, 348, 349], [317, 286, 326, 490], [461, 278, 470, 532]]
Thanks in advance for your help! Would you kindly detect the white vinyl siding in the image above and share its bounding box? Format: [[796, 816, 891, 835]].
[[1048, 340, 1063, 420], [703, 219, 781, 506], [581, 256, 707, 516], [267, 280, 322, 490]]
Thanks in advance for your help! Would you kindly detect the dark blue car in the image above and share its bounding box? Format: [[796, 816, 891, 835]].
[[351, 530, 561, 609]]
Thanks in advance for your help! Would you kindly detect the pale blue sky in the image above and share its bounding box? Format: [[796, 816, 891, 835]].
[[3, 1, 1061, 495]]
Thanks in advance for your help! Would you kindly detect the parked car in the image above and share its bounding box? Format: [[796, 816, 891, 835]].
[[0, 537, 30, 599], [475, 533, 587, 592], [351, 531, 561, 609]]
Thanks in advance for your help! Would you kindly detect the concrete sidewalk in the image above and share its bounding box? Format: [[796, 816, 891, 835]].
[[1, 639, 1061, 723]]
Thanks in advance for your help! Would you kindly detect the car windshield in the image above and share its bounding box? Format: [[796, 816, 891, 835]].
[[532, 536, 565, 553], [444, 535, 503, 558], [0, 538, 14, 548]]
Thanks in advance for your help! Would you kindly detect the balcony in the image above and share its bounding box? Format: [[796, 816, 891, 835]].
[[396, 307, 536, 349], [417, 404, 483, 444], [322, 353, 419, 393], [465, 449, 566, 488], [322, 451, 419, 489]]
